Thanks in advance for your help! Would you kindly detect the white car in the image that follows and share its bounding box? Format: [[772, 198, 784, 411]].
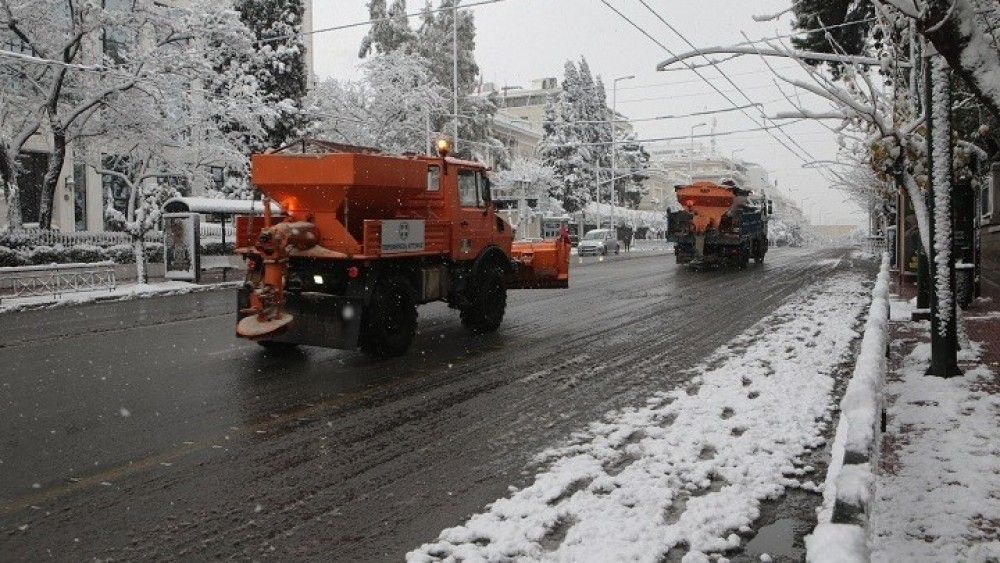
[[577, 229, 620, 256]]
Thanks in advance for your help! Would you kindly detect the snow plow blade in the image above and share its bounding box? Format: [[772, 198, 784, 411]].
[[509, 238, 570, 289]]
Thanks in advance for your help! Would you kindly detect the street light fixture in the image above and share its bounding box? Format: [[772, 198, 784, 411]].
[[688, 122, 708, 181], [610, 74, 635, 233]]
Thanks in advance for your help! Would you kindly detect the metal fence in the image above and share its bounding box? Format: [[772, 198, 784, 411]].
[[0, 262, 117, 298], [2, 223, 235, 247]]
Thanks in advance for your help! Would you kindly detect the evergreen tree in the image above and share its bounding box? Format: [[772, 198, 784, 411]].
[[616, 134, 650, 208], [790, 0, 875, 77], [538, 61, 591, 213], [577, 59, 612, 201], [233, 0, 308, 150], [414, 1, 504, 163], [358, 0, 416, 57]]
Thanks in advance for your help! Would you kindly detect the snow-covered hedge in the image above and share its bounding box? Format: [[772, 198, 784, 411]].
[[806, 253, 891, 562], [0, 243, 165, 267], [0, 241, 233, 268]]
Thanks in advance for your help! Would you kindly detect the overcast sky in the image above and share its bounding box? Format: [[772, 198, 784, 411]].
[[310, 0, 867, 226]]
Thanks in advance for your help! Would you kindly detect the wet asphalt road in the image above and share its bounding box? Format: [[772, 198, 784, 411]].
[[0, 245, 862, 561]]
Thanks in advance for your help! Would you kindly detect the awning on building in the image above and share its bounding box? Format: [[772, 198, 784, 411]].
[[162, 197, 282, 215]]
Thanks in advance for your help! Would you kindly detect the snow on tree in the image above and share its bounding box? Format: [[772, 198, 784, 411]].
[[538, 62, 592, 214], [492, 157, 560, 232], [930, 56, 954, 332], [358, 0, 416, 57], [65, 0, 271, 282], [576, 58, 611, 203], [0, 0, 148, 229], [307, 51, 448, 155], [790, 0, 876, 77], [616, 133, 651, 209], [412, 0, 504, 164], [233, 0, 308, 151], [0, 0, 272, 229], [0, 82, 38, 228], [874, 0, 1000, 119]]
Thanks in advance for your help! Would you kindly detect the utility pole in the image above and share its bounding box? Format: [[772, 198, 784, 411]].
[[453, 0, 460, 151], [924, 45, 962, 378], [610, 75, 635, 235], [594, 160, 602, 229]]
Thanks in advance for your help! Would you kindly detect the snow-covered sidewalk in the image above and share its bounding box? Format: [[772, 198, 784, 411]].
[[869, 297, 1000, 562], [0, 280, 240, 314], [408, 270, 872, 562]]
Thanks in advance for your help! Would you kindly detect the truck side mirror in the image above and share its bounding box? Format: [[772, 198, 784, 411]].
[[767, 200, 773, 215]]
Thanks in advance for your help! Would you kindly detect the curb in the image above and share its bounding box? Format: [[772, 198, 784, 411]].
[[805, 252, 891, 562], [0, 281, 242, 314]]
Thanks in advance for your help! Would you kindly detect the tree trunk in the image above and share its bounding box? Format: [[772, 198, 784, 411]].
[[925, 54, 962, 377], [38, 128, 67, 230], [920, 0, 1000, 120], [0, 145, 23, 229], [133, 235, 148, 285]]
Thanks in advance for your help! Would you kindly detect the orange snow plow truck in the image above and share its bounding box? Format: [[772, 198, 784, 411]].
[[234, 141, 570, 358]]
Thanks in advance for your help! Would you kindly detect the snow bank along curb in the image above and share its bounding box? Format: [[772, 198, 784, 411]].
[[806, 253, 890, 562], [408, 270, 870, 562], [0, 280, 242, 314]]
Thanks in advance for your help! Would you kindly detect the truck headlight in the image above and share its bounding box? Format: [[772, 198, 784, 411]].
[[313, 275, 324, 285]]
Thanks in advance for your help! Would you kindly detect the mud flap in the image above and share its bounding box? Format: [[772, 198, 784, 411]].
[[694, 234, 706, 258], [238, 287, 365, 350]]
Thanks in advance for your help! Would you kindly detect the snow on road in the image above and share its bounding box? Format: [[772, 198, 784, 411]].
[[408, 271, 870, 562]]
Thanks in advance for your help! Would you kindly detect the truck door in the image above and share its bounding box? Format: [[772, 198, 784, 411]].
[[456, 168, 494, 259]]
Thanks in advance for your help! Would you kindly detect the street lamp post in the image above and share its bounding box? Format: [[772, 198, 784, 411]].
[[688, 122, 708, 181], [610, 75, 635, 234]]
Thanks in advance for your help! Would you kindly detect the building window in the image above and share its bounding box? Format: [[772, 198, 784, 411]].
[[982, 179, 994, 221], [16, 152, 49, 225], [73, 163, 88, 231]]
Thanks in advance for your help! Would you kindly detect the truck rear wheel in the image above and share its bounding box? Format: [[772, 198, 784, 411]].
[[753, 243, 765, 264], [359, 276, 417, 358], [461, 266, 507, 334]]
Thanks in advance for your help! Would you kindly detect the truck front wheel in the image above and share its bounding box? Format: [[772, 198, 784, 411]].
[[359, 276, 417, 358], [461, 266, 507, 334]]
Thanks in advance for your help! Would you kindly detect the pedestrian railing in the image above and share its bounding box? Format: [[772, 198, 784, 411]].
[[2, 228, 162, 247], [0, 262, 117, 299], [2, 224, 233, 248]]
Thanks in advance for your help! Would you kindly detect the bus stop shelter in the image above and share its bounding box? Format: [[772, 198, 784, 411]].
[[161, 197, 282, 282]]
